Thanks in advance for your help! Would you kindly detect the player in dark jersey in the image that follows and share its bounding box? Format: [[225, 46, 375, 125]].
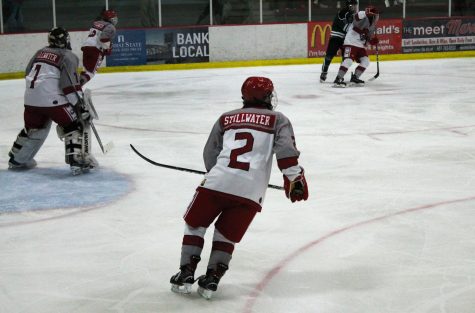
[[320, 0, 358, 83]]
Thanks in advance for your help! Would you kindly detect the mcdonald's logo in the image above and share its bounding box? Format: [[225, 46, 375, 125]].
[[310, 23, 332, 48]]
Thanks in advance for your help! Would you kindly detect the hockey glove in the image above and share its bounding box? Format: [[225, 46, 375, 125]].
[[283, 168, 309, 203], [369, 36, 379, 45]]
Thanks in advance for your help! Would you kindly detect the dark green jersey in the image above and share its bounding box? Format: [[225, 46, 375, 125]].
[[331, 8, 354, 39]]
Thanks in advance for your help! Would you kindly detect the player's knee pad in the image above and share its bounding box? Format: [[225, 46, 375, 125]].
[[9, 121, 52, 164], [342, 58, 353, 68], [360, 56, 370, 68]]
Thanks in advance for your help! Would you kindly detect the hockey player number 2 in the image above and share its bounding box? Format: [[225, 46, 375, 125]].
[[228, 132, 254, 171]]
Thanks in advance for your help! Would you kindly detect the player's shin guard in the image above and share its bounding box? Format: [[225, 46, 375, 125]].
[[8, 121, 52, 169]]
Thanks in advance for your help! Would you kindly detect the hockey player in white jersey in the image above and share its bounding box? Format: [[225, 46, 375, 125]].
[[8, 27, 97, 175], [333, 5, 380, 87], [170, 76, 309, 299], [80, 9, 118, 86]]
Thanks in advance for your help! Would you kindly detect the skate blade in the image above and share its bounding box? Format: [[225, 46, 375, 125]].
[[171, 283, 193, 294], [332, 84, 346, 88], [70, 166, 92, 176], [197, 286, 214, 300]]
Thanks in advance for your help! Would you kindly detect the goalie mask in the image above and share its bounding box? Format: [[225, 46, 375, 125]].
[[241, 76, 278, 111], [102, 9, 118, 26], [48, 27, 71, 50]]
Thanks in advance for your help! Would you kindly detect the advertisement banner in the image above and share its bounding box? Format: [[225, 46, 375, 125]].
[[308, 19, 402, 57], [308, 22, 332, 58], [368, 19, 402, 54], [146, 27, 209, 64], [403, 17, 475, 53], [107, 30, 147, 66]]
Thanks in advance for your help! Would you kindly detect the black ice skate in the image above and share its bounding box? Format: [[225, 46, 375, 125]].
[[333, 76, 346, 88], [170, 255, 201, 294], [320, 72, 327, 83], [197, 263, 228, 300], [350, 73, 365, 86]]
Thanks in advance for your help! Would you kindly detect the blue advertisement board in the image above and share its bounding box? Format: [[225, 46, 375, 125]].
[[106, 27, 209, 67], [107, 30, 147, 66]]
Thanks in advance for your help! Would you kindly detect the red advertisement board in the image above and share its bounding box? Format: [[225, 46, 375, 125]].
[[308, 21, 332, 58], [369, 19, 402, 54], [308, 19, 403, 57]]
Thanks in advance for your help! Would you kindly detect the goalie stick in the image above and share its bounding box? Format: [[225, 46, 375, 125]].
[[130, 144, 285, 191], [64, 70, 114, 154]]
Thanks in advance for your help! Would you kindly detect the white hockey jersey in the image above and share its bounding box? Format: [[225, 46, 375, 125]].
[[24, 47, 82, 107], [201, 107, 301, 208], [82, 20, 117, 51], [344, 11, 377, 48]]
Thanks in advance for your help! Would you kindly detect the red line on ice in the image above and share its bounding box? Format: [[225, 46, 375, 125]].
[[243, 195, 475, 313]]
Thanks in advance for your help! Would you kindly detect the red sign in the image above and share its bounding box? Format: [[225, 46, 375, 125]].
[[308, 22, 332, 58], [368, 19, 402, 54], [308, 19, 403, 57]]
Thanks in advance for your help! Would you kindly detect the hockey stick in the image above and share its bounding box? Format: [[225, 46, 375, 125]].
[[368, 45, 380, 81], [64, 71, 113, 154], [83, 89, 114, 154], [130, 144, 285, 190]]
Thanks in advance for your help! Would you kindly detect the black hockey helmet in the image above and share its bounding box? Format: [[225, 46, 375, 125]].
[[346, 0, 358, 13], [48, 27, 71, 50]]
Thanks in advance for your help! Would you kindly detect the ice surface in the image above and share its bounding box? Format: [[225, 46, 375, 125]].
[[0, 58, 474, 313]]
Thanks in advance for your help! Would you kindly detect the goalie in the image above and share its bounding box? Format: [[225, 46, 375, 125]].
[[7, 27, 97, 175]]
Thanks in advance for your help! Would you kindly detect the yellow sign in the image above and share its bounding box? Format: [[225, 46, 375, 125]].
[[310, 23, 332, 47]]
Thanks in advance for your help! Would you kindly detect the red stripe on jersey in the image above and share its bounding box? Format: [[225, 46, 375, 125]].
[[63, 85, 82, 95], [277, 156, 299, 170], [221, 113, 276, 133], [92, 21, 106, 30], [182, 235, 205, 248], [353, 26, 367, 34], [212, 241, 235, 254], [35, 51, 62, 67]]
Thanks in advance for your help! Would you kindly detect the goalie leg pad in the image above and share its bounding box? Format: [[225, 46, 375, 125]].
[[9, 121, 52, 166], [64, 121, 98, 174]]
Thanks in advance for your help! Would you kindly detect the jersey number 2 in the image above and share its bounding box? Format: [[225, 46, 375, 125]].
[[228, 132, 254, 171]]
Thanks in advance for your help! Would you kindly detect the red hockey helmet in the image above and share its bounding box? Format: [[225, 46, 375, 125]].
[[365, 5, 379, 16], [102, 9, 118, 25], [241, 76, 277, 110], [365, 5, 379, 25]]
